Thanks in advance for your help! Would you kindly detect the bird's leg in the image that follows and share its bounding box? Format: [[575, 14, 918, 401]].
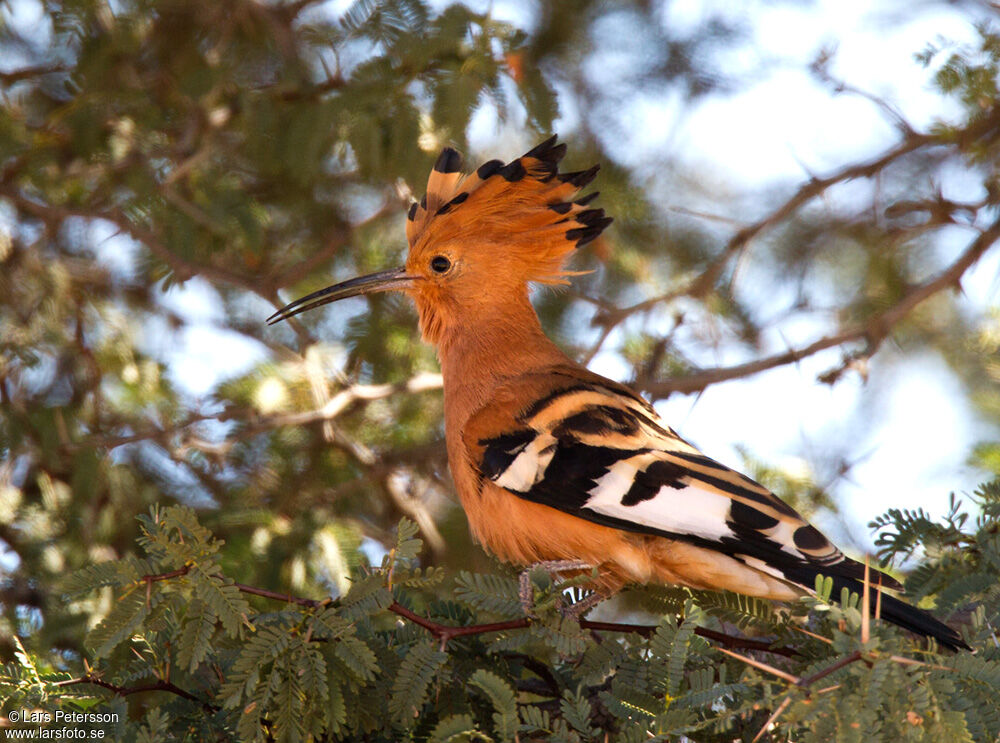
[[518, 559, 593, 616]]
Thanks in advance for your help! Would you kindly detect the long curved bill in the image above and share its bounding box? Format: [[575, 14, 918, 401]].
[[266, 267, 416, 325]]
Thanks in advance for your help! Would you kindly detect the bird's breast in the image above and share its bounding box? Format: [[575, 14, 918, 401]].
[[457, 479, 657, 589]]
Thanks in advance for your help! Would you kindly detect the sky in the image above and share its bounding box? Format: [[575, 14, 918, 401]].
[[626, 2, 997, 551], [649, 2, 996, 546], [608, 2, 997, 552], [5, 0, 998, 561]]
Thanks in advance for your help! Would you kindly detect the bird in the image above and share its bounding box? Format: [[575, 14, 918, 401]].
[[267, 136, 968, 651]]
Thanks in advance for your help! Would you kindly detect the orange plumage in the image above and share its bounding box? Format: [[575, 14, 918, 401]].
[[268, 136, 968, 650]]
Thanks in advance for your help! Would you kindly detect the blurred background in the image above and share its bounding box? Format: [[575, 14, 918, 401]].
[[2, 0, 999, 662]]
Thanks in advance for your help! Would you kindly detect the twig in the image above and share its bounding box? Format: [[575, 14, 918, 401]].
[[752, 694, 792, 743], [618, 106, 1000, 328], [0, 185, 260, 293], [597, 128, 943, 331], [0, 65, 69, 85], [388, 601, 530, 651], [638, 214, 1000, 398], [693, 626, 796, 657], [142, 565, 191, 584], [55, 675, 216, 711], [795, 650, 863, 689], [66, 373, 442, 453], [233, 582, 324, 608], [137, 564, 797, 656], [387, 600, 793, 656], [715, 647, 801, 684], [727, 647, 861, 742]]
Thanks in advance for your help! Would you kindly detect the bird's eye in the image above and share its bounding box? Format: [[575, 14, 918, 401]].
[[430, 255, 452, 274]]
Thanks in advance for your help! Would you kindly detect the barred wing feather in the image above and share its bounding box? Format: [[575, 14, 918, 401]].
[[469, 372, 886, 590], [464, 369, 969, 650]]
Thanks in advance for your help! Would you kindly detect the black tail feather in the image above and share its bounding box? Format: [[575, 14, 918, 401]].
[[830, 576, 969, 651]]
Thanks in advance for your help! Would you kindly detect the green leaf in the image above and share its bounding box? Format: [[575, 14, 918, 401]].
[[87, 590, 150, 658], [309, 606, 353, 640], [58, 558, 144, 598], [299, 643, 329, 709], [176, 602, 216, 672], [666, 620, 697, 698], [339, 574, 394, 621], [272, 658, 307, 743], [430, 713, 488, 743], [219, 625, 292, 708], [469, 668, 518, 742], [331, 634, 378, 683], [326, 678, 347, 735], [389, 641, 448, 726], [560, 687, 595, 738], [454, 571, 522, 617], [188, 568, 251, 638], [390, 516, 424, 564]]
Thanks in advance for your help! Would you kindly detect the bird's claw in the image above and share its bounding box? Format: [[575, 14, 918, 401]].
[[517, 559, 595, 617]]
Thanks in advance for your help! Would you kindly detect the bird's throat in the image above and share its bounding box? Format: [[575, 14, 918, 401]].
[[436, 295, 569, 436]]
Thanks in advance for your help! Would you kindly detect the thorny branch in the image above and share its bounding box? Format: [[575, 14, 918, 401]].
[[722, 561, 960, 742], [389, 600, 795, 655], [56, 560, 954, 722], [138, 565, 798, 654]]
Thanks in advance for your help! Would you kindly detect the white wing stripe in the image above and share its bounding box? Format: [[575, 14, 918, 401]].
[[493, 434, 556, 492], [583, 482, 735, 543]]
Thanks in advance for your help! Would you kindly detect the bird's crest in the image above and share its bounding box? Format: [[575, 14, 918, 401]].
[[405, 136, 612, 284]]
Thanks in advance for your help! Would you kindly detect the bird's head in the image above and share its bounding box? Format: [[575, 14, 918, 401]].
[[266, 136, 611, 345]]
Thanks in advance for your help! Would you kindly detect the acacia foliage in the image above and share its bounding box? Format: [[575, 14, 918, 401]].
[[3, 483, 1000, 742], [4, 0, 1000, 740]]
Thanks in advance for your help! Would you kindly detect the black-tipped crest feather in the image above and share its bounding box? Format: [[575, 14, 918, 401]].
[[405, 137, 612, 272]]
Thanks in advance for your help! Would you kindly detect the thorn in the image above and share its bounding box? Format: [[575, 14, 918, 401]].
[[753, 695, 793, 743], [788, 626, 834, 645], [715, 647, 801, 684], [862, 556, 870, 644]]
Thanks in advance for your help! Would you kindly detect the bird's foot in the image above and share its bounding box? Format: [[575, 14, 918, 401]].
[[559, 588, 604, 619], [518, 559, 594, 617]]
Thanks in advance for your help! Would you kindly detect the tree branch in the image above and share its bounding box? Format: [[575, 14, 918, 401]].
[[386, 601, 794, 656], [67, 373, 443, 453], [594, 126, 942, 330], [0, 65, 68, 85], [55, 675, 216, 711], [0, 185, 262, 295], [135, 564, 795, 656], [638, 214, 1000, 398], [589, 106, 1000, 397]]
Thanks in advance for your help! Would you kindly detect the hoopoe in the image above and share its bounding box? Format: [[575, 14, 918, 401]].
[[268, 136, 968, 650]]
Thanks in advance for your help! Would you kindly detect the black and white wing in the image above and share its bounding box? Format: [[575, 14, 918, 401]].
[[463, 368, 968, 649]]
